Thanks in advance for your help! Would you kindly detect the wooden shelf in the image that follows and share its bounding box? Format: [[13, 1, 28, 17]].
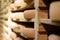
[[11, 8, 35, 12], [40, 19, 60, 26], [12, 19, 34, 22]]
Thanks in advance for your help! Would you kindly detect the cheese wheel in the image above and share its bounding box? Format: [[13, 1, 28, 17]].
[[14, 37, 24, 40], [10, 32, 17, 39], [12, 25, 26, 33], [24, 10, 35, 21]]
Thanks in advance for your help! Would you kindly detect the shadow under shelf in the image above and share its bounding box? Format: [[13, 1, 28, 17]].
[[12, 20, 34, 28]]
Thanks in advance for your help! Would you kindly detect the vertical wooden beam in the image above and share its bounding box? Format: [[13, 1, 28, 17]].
[[34, 0, 39, 40]]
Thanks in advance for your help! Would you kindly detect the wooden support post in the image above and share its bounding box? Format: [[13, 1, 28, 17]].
[[34, 0, 39, 40]]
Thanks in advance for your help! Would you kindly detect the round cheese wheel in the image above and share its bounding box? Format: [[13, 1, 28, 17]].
[[10, 32, 17, 39], [14, 37, 24, 40], [12, 25, 26, 33]]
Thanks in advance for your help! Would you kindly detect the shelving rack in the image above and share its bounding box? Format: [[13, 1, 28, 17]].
[[1, 0, 48, 40]]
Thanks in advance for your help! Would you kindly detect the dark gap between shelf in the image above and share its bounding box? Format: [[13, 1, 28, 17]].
[[13, 21, 34, 28], [39, 7, 49, 10]]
